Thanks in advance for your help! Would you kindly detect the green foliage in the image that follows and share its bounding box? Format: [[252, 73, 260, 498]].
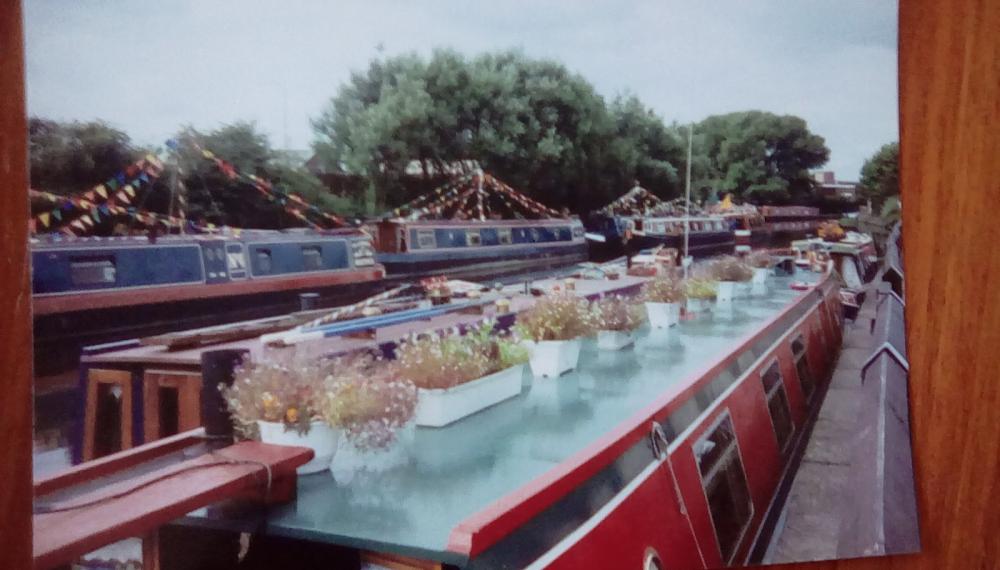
[[685, 111, 830, 204], [313, 49, 687, 214], [29, 117, 140, 195], [859, 142, 899, 210]]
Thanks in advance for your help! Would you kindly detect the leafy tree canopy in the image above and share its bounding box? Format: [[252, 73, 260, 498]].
[[685, 111, 830, 205], [29, 117, 140, 195], [859, 142, 899, 210], [313, 49, 687, 214]]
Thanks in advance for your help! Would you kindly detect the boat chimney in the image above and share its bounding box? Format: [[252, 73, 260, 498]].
[[299, 292, 319, 311], [200, 349, 250, 442]]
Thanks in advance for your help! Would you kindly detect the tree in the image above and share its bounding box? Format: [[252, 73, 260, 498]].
[[689, 111, 830, 204], [312, 49, 684, 214], [29, 117, 139, 195], [859, 142, 899, 210]]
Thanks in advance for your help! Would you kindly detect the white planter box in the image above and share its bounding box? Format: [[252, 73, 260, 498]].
[[645, 302, 680, 328], [413, 365, 525, 427], [717, 281, 738, 303], [752, 267, 771, 284], [257, 420, 340, 475], [526, 339, 583, 378], [597, 330, 636, 350]]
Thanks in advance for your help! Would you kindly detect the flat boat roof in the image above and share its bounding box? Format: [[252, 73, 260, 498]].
[[182, 271, 823, 563]]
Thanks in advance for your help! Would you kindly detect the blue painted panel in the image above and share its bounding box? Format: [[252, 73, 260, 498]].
[[247, 240, 350, 276], [32, 245, 204, 294], [480, 228, 500, 246]]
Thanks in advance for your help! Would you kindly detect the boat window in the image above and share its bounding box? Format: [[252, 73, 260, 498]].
[[416, 229, 436, 249], [467, 230, 482, 246], [791, 334, 815, 401], [256, 249, 272, 274], [696, 414, 753, 565], [498, 228, 513, 245], [530, 228, 541, 242], [70, 258, 116, 286], [452, 230, 468, 246], [761, 361, 795, 454], [302, 246, 323, 271], [572, 225, 585, 238]]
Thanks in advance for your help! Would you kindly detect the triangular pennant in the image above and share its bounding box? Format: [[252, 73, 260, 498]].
[[95, 185, 108, 199], [39, 212, 50, 227], [81, 215, 93, 227], [84, 190, 96, 201], [124, 185, 136, 197], [120, 193, 131, 205], [107, 179, 120, 191], [72, 220, 86, 230], [52, 209, 62, 221], [115, 173, 126, 185], [29, 219, 36, 234]]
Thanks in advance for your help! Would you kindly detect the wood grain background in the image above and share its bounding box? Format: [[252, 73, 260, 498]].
[[2, 0, 998, 568]]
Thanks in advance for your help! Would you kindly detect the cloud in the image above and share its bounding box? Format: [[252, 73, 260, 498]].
[[24, 0, 897, 179]]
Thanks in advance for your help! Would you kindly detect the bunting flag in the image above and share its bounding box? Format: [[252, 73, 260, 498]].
[[187, 139, 343, 229], [30, 155, 164, 235]]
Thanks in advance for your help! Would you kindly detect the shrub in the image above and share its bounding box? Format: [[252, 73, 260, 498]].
[[641, 276, 686, 303], [515, 293, 596, 342], [591, 295, 645, 332], [708, 255, 754, 282]]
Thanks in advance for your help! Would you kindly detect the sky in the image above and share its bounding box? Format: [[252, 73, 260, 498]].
[[24, 0, 898, 180]]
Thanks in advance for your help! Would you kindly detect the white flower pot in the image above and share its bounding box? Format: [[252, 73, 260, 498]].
[[257, 420, 340, 475], [597, 330, 636, 350], [752, 267, 771, 284], [525, 339, 583, 378], [717, 281, 738, 303], [329, 424, 414, 483], [413, 365, 525, 427], [645, 302, 680, 328]]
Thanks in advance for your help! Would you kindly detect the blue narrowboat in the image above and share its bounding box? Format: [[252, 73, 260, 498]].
[[373, 218, 589, 281], [32, 229, 383, 377]]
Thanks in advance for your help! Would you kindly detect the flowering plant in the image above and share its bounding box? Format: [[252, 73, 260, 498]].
[[708, 255, 754, 282], [515, 293, 596, 341], [591, 295, 645, 332], [321, 354, 417, 451], [684, 278, 719, 300], [747, 250, 773, 269], [641, 276, 686, 303], [221, 359, 325, 436], [394, 322, 528, 390]]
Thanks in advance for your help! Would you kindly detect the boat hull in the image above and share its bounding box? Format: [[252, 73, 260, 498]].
[[377, 242, 588, 282]]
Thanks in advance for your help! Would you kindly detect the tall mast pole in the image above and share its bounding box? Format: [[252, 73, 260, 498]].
[[683, 123, 693, 278]]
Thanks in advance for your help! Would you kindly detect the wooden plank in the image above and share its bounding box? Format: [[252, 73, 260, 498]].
[[33, 441, 313, 570], [35, 428, 206, 497], [0, 2, 31, 568]]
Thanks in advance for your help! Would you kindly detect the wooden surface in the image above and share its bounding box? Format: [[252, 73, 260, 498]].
[[1, 1, 998, 569], [0, 1, 33, 568], [33, 441, 313, 570]]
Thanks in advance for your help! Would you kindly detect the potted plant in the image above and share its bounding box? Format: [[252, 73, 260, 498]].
[[748, 250, 773, 284], [395, 323, 528, 427], [709, 256, 754, 302], [591, 295, 645, 350], [684, 278, 718, 314], [641, 276, 685, 328], [221, 359, 341, 475], [516, 293, 595, 378]]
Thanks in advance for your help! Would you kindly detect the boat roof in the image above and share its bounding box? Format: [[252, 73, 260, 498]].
[[31, 228, 367, 249], [179, 270, 824, 563]]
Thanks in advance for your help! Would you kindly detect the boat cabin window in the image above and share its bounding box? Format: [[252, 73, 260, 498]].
[[70, 258, 116, 286], [761, 361, 795, 454], [572, 225, 584, 238], [498, 228, 513, 245], [302, 246, 323, 271], [416, 229, 436, 249], [467, 230, 482, 246], [530, 228, 541, 242], [696, 414, 753, 565], [256, 249, 272, 275], [791, 334, 815, 401]]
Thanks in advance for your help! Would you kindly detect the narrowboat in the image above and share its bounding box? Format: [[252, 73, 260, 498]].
[[372, 170, 589, 281], [31, 228, 384, 378], [57, 260, 845, 570], [791, 231, 877, 319], [588, 185, 735, 258], [760, 205, 829, 237]]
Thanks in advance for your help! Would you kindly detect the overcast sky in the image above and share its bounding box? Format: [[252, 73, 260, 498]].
[[24, 0, 897, 180]]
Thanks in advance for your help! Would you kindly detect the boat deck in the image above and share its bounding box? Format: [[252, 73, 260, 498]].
[[178, 271, 822, 563]]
